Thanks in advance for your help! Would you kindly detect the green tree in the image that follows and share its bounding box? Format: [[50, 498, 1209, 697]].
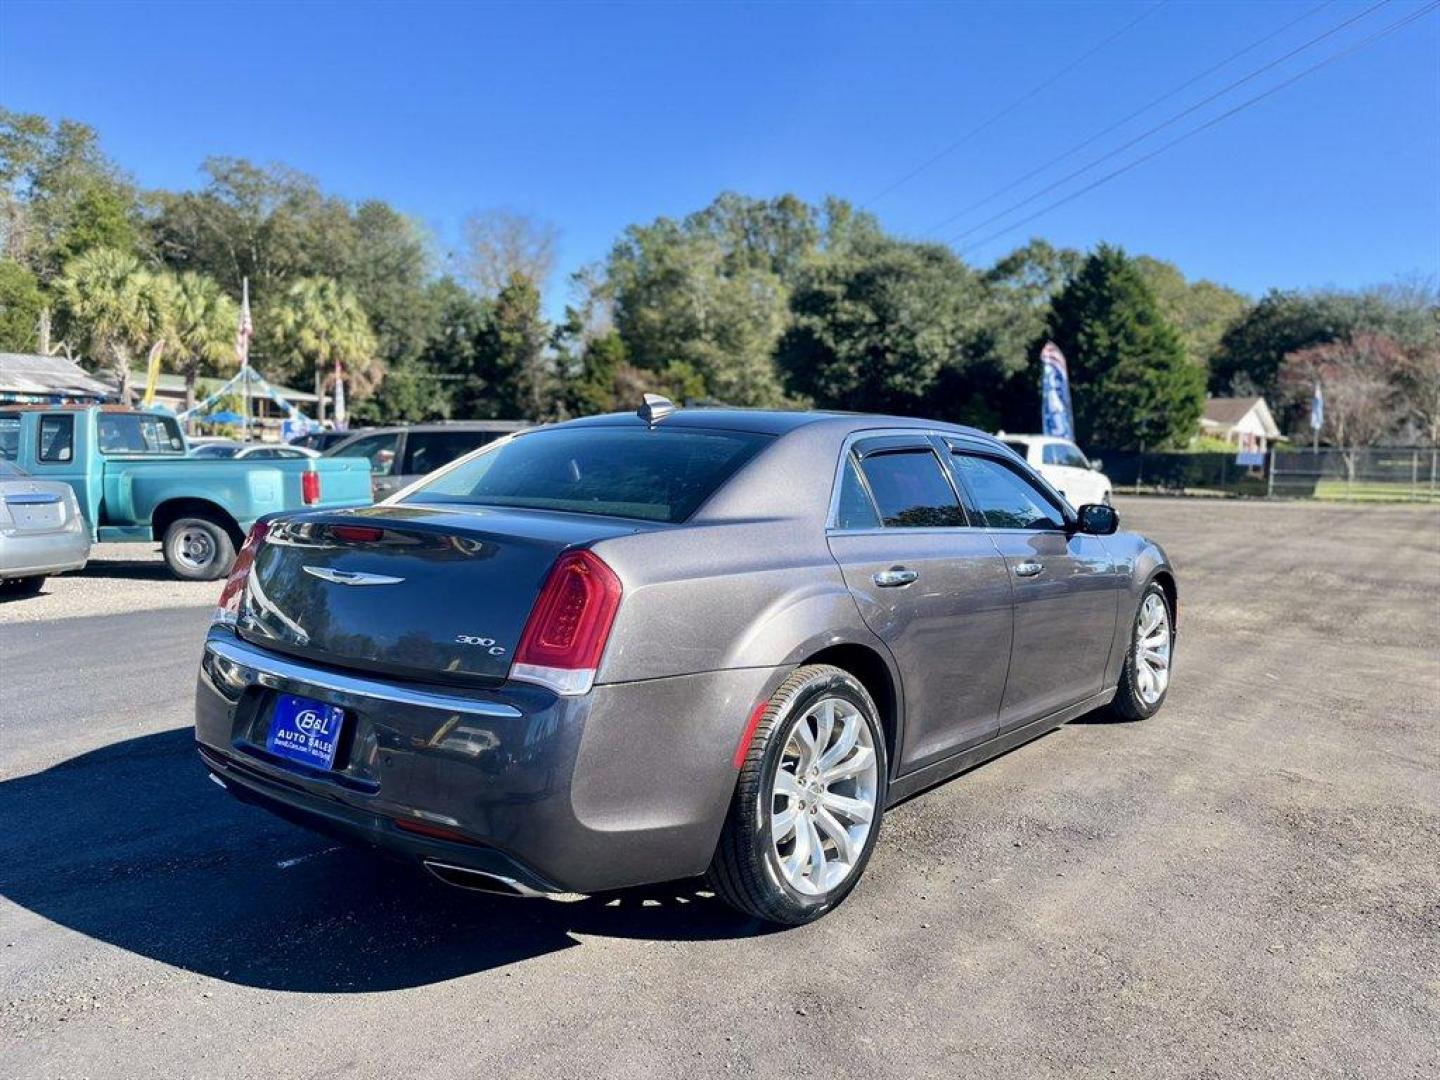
[[1134, 256, 1250, 371], [0, 111, 141, 279], [1042, 244, 1204, 450], [169, 272, 239, 412], [777, 236, 981, 416], [271, 277, 379, 423], [0, 258, 44, 352], [54, 247, 157, 402]]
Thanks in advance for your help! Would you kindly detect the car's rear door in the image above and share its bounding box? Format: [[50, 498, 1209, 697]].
[[826, 434, 1014, 770], [945, 441, 1121, 730]]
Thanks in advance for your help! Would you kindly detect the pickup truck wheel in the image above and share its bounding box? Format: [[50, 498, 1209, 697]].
[[708, 664, 887, 926], [163, 517, 235, 581]]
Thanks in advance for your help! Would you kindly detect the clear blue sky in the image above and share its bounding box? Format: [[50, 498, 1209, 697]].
[[2, 0, 1436, 309]]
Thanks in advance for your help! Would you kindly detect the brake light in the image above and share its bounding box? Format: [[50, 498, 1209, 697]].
[[214, 521, 270, 625], [331, 524, 384, 543], [511, 550, 622, 696], [302, 471, 321, 505]]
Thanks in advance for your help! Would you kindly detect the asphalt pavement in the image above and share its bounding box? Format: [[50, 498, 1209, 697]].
[[2, 498, 1436, 1080]]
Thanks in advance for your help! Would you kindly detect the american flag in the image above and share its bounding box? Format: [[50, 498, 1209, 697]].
[[236, 277, 253, 369]]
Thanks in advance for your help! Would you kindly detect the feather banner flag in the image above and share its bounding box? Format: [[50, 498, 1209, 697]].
[[1040, 341, 1075, 441]]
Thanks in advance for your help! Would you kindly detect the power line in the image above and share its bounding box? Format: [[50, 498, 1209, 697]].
[[955, 0, 1440, 257], [945, 0, 1393, 246], [926, 0, 1335, 236], [861, 0, 1168, 208]]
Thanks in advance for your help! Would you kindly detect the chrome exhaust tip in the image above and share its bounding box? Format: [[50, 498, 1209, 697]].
[[423, 860, 546, 897]]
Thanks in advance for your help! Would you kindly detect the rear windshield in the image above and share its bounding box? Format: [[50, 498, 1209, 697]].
[[406, 426, 771, 523], [98, 413, 186, 454]]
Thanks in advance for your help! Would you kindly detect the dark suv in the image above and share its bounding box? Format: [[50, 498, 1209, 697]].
[[323, 421, 529, 499]]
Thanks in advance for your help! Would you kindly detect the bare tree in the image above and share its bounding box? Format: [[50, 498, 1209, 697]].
[[1282, 332, 1406, 478], [459, 209, 558, 298], [1395, 337, 1440, 447]]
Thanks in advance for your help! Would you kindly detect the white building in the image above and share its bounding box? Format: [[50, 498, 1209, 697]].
[[1199, 396, 1284, 455]]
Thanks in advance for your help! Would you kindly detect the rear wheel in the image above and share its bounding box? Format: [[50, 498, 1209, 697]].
[[163, 517, 236, 581], [709, 664, 887, 926], [1111, 582, 1173, 720]]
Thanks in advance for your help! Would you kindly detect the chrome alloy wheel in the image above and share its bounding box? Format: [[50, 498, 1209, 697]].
[[769, 696, 879, 895], [1134, 592, 1172, 706], [176, 526, 217, 571]]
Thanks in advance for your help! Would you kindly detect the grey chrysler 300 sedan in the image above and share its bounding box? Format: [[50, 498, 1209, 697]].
[[195, 398, 1176, 925]]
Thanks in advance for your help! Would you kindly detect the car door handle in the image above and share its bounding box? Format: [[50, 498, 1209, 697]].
[[1014, 561, 1044, 578], [873, 568, 919, 588]]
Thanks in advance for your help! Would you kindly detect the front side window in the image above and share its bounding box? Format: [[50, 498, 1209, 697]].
[[38, 415, 74, 462], [951, 454, 1066, 531], [336, 432, 401, 475], [1042, 442, 1089, 469], [857, 449, 966, 528], [408, 426, 771, 523], [97, 413, 185, 454]]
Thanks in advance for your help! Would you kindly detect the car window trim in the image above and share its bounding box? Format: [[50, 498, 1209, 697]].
[[944, 444, 1075, 533], [826, 427, 991, 533]]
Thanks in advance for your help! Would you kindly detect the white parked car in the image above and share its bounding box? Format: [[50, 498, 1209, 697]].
[[997, 433, 1113, 508]]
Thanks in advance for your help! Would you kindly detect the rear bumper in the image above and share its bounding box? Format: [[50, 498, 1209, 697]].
[[0, 530, 90, 579], [194, 629, 777, 893]]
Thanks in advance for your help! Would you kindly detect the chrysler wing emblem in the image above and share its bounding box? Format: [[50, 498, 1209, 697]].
[[303, 566, 406, 586]]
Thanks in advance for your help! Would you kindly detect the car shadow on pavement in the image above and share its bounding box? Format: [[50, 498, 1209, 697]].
[[0, 729, 777, 993], [73, 558, 176, 582]]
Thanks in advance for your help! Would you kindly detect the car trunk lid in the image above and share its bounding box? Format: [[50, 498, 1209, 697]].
[[236, 504, 647, 683]]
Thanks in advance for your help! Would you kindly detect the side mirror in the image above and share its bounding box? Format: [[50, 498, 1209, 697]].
[[1075, 503, 1119, 536], [1090, 458, 1104, 472]]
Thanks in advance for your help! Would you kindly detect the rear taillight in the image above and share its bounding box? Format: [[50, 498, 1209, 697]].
[[214, 521, 270, 625], [511, 549, 622, 696], [302, 471, 321, 505]]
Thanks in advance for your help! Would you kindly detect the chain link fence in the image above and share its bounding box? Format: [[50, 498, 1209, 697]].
[[1093, 447, 1440, 502]]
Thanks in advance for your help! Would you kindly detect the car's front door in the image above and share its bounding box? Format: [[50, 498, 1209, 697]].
[[947, 445, 1121, 730], [827, 436, 1015, 771]]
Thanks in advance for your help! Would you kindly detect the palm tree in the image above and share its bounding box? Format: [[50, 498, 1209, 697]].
[[55, 247, 151, 403], [272, 276, 379, 423], [170, 272, 239, 413]]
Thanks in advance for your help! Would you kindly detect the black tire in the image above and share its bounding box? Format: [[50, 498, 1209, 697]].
[[1110, 581, 1174, 721], [162, 516, 236, 581], [708, 664, 888, 926], [1, 575, 45, 597]]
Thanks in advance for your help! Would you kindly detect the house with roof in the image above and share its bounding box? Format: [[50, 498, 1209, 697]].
[[0, 352, 114, 405], [1199, 396, 1284, 455]]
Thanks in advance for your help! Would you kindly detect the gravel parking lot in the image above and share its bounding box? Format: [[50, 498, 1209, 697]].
[[1, 543, 215, 623], [2, 497, 1437, 1079]]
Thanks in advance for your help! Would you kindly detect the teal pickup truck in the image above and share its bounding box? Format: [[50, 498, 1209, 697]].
[[0, 406, 372, 580]]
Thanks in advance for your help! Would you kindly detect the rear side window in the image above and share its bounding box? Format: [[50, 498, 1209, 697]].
[[408, 426, 771, 523], [336, 432, 400, 475], [38, 415, 74, 462], [834, 456, 881, 530], [951, 454, 1066, 530], [857, 449, 966, 528], [97, 413, 185, 454], [0, 416, 18, 460], [402, 431, 498, 476]]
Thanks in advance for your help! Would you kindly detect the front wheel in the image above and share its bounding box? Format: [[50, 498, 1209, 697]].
[[708, 664, 888, 926], [163, 517, 236, 581], [1110, 582, 1174, 720]]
